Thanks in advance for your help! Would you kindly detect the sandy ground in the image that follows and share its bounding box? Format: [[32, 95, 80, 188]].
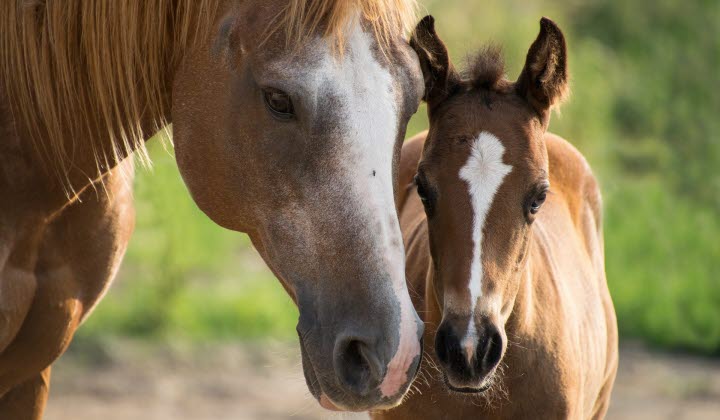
[[44, 340, 720, 420]]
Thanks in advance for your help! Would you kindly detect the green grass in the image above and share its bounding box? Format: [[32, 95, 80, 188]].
[[77, 0, 720, 355]]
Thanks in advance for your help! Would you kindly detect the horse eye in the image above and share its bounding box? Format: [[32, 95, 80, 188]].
[[529, 191, 547, 214], [414, 175, 428, 200], [414, 174, 435, 216], [263, 88, 294, 120]]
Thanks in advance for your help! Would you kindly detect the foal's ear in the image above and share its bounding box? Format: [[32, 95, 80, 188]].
[[410, 16, 459, 107], [516, 17, 569, 121]]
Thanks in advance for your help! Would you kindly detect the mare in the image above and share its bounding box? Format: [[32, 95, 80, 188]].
[[375, 17, 618, 419], [0, 1, 427, 417]]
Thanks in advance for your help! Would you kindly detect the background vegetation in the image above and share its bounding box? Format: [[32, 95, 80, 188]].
[[78, 0, 720, 354]]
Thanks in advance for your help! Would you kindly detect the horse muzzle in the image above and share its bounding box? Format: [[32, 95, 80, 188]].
[[296, 308, 424, 411], [435, 316, 505, 392]]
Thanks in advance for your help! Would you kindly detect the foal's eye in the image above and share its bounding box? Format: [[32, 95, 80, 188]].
[[414, 174, 435, 216], [414, 175, 428, 201], [262, 88, 294, 120]]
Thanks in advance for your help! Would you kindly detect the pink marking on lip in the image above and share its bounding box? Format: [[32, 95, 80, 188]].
[[379, 294, 420, 398], [319, 394, 342, 411]]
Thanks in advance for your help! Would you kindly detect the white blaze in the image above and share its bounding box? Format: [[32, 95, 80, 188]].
[[339, 24, 420, 400], [458, 132, 512, 361], [272, 19, 418, 399]]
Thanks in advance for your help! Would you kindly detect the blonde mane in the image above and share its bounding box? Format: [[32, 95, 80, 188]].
[[0, 0, 417, 191], [1, 0, 219, 189], [278, 0, 418, 52]]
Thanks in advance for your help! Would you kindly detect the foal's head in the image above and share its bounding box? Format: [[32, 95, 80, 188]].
[[410, 17, 569, 392]]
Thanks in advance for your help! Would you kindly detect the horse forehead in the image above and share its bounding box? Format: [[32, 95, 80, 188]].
[[268, 27, 397, 102]]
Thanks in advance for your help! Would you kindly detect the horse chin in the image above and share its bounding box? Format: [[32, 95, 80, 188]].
[[319, 394, 344, 411], [297, 334, 323, 402], [297, 335, 364, 412], [300, 357, 347, 412], [298, 333, 420, 412], [443, 372, 495, 395]]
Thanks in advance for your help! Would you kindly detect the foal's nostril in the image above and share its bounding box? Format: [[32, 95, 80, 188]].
[[478, 327, 503, 372], [436, 321, 504, 384], [435, 323, 473, 378], [335, 338, 382, 397]]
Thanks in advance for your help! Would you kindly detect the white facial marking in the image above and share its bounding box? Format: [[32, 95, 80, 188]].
[[269, 18, 419, 398], [458, 132, 512, 361], [338, 24, 420, 399]]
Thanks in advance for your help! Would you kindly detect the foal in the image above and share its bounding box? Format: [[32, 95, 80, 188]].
[[375, 17, 617, 419]]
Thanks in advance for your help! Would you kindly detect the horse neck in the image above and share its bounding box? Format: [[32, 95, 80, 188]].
[[2, 1, 219, 200]]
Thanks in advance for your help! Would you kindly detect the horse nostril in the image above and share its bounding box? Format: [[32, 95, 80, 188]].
[[434, 323, 452, 367], [479, 328, 503, 372], [435, 322, 473, 378], [335, 338, 381, 397], [436, 320, 504, 383]]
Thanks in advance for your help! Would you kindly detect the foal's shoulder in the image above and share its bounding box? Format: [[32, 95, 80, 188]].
[[545, 132, 602, 232]]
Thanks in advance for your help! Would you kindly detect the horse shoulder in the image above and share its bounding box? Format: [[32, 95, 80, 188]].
[[0, 242, 38, 356], [45, 160, 136, 324], [0, 161, 135, 396]]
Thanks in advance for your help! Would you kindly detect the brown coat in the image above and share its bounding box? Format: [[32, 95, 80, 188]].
[[374, 131, 617, 419]]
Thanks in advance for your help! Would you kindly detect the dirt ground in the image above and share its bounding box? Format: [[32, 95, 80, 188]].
[[44, 340, 720, 420]]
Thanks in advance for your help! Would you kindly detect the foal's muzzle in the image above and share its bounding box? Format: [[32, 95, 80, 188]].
[[435, 318, 504, 392]]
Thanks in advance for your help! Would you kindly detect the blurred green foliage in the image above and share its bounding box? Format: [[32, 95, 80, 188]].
[[80, 0, 720, 354], [78, 142, 298, 341]]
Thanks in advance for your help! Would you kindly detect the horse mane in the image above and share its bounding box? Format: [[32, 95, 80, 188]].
[[0, 0, 417, 191], [0, 0, 220, 188], [275, 0, 418, 54]]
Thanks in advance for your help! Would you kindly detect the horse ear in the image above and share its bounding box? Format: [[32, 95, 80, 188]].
[[410, 16, 459, 107], [516, 17, 569, 120]]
